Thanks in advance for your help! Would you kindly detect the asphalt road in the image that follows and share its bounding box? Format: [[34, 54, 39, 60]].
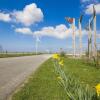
[[0, 55, 51, 100]]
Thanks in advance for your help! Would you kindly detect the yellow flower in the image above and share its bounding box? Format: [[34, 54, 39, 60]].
[[59, 60, 64, 66], [57, 76, 62, 80], [52, 54, 60, 60], [95, 83, 100, 96]]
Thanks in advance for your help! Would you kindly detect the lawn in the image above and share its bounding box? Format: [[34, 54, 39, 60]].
[[12, 57, 100, 100]]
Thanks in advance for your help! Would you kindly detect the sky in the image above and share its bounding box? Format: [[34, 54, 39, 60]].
[[0, 0, 100, 52]]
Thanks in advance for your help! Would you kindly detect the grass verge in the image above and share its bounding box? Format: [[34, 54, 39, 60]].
[[12, 58, 100, 100]]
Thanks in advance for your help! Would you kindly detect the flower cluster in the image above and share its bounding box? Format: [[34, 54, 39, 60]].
[[52, 53, 64, 67], [95, 83, 100, 96], [52, 53, 99, 100], [52, 53, 60, 60]]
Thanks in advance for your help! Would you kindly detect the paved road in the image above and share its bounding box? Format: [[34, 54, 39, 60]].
[[0, 55, 51, 100]]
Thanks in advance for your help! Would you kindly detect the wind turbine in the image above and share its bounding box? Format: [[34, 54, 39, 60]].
[[35, 35, 41, 55]]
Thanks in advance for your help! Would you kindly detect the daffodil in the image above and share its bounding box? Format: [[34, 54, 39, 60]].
[[95, 83, 100, 96], [57, 76, 62, 80], [52, 54, 60, 60], [59, 60, 64, 66]]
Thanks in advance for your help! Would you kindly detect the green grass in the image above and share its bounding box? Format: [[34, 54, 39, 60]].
[[12, 58, 100, 100], [0, 52, 42, 58], [64, 58, 100, 86]]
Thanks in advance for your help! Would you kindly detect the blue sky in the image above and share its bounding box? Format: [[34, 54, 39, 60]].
[[0, 0, 100, 52]]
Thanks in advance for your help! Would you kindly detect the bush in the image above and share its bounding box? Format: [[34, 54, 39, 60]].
[[60, 51, 66, 57]]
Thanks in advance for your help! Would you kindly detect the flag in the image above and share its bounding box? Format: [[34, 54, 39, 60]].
[[65, 17, 74, 24], [90, 20, 93, 30], [89, 5, 96, 24], [84, 23, 93, 31], [85, 18, 93, 31], [93, 5, 96, 19], [84, 23, 89, 31], [85, 5, 96, 31], [79, 14, 83, 23]]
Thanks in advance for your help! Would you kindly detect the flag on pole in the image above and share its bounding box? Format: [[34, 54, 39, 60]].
[[65, 17, 74, 24], [93, 5, 97, 59], [79, 14, 83, 57], [65, 17, 76, 57], [85, 5, 96, 58], [89, 5, 96, 28], [85, 5, 96, 31]]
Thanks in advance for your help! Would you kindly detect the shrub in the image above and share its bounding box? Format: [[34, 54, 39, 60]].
[[60, 51, 66, 57]]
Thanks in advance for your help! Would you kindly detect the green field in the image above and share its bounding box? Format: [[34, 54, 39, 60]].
[[0, 52, 42, 58], [12, 58, 100, 100]]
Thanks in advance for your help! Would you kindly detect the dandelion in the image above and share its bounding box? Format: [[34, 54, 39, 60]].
[[95, 83, 100, 96], [52, 53, 60, 60], [59, 60, 64, 66]]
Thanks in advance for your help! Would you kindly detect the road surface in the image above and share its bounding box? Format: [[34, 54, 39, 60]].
[[0, 55, 51, 100]]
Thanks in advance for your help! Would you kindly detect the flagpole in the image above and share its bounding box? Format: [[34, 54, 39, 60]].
[[90, 21, 92, 58], [93, 15, 97, 59], [88, 19, 92, 59], [72, 18, 76, 57], [88, 31, 90, 59], [65, 17, 76, 57], [79, 21, 82, 57]]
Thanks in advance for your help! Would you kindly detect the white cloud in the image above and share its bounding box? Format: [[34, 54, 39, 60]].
[[0, 12, 11, 22], [0, 3, 43, 26], [85, 3, 100, 14], [12, 3, 43, 26], [33, 24, 87, 39], [33, 24, 68, 39], [15, 24, 87, 39], [15, 28, 32, 35]]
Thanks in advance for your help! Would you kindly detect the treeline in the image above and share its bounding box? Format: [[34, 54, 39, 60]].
[[0, 52, 42, 58]]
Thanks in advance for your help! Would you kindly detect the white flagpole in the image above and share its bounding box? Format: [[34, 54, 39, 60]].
[[93, 15, 97, 59], [65, 17, 75, 57], [79, 21, 82, 57], [72, 18, 76, 57], [71, 18, 76, 57], [88, 19, 92, 59]]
